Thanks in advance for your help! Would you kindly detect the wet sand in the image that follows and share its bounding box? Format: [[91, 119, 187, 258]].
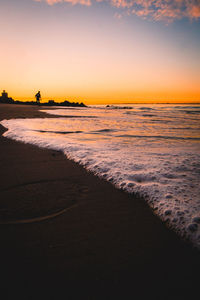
[[0, 104, 199, 299]]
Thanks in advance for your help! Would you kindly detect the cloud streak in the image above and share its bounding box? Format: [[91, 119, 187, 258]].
[[35, 0, 200, 22], [35, 0, 91, 6]]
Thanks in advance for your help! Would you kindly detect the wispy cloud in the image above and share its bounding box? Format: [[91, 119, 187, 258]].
[[34, 0, 200, 22], [34, 0, 91, 6]]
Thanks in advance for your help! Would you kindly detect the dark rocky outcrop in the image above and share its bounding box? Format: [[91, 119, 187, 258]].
[[0, 90, 86, 107]]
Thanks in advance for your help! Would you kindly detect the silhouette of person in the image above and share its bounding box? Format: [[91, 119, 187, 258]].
[[35, 91, 41, 104]]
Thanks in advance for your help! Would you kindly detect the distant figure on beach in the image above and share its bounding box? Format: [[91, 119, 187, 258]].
[[35, 91, 41, 104]]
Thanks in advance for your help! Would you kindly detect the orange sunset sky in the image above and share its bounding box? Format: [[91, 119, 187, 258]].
[[0, 0, 200, 104]]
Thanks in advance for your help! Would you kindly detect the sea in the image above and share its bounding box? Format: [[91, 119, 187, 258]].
[[1, 104, 200, 248]]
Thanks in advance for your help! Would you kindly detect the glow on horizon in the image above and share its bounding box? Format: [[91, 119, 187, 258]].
[[0, 0, 200, 104]]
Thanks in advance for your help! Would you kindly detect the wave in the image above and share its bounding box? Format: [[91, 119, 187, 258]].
[[139, 107, 155, 111], [174, 106, 200, 110], [91, 128, 117, 133], [33, 130, 83, 134], [106, 105, 133, 109], [117, 134, 200, 141]]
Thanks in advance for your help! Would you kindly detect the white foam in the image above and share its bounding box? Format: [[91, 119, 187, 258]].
[[1, 104, 200, 248]]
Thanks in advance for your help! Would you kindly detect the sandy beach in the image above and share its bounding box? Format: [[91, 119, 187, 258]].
[[0, 104, 199, 299]]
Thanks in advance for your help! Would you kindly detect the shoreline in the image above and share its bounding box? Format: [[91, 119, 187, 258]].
[[0, 104, 199, 299]]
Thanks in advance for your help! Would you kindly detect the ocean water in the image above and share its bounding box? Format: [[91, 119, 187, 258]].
[[1, 104, 200, 247]]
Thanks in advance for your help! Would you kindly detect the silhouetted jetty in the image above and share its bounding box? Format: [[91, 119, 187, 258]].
[[0, 90, 86, 107]]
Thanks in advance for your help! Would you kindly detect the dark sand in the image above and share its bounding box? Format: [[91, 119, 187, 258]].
[[0, 104, 199, 299]]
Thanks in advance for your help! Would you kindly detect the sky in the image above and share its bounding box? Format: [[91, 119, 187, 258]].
[[0, 0, 200, 104]]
